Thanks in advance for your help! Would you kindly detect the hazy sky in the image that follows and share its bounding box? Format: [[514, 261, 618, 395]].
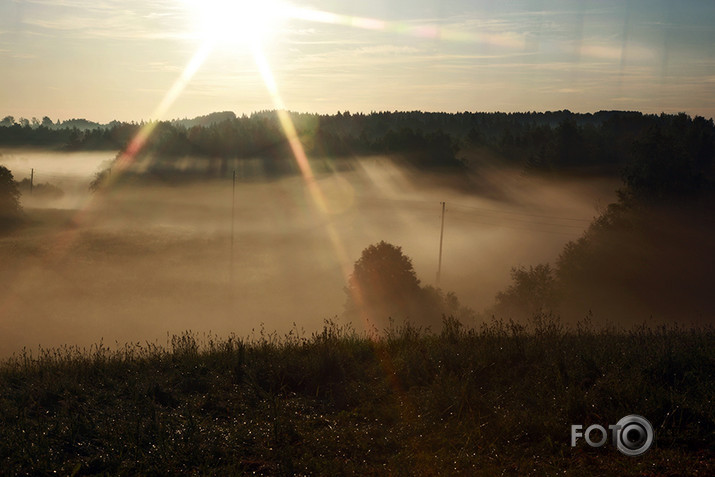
[[1, 0, 714, 122]]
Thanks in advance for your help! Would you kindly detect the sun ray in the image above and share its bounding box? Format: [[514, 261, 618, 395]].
[[4, 38, 217, 285], [247, 42, 395, 336], [152, 40, 215, 122], [241, 17, 429, 435], [250, 44, 349, 254], [99, 40, 214, 189]]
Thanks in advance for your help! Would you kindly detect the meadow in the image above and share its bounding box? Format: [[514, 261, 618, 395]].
[[0, 150, 618, 356], [0, 316, 712, 475], [1, 131, 711, 474]]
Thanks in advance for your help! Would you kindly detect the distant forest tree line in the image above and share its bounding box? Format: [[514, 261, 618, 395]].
[[2, 110, 714, 179], [491, 113, 715, 324], [2, 109, 714, 321]]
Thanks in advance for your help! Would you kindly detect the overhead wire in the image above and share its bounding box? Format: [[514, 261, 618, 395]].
[[358, 195, 593, 236], [446, 201, 592, 222]]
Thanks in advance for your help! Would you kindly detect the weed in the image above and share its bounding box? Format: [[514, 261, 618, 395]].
[[0, 316, 712, 475]]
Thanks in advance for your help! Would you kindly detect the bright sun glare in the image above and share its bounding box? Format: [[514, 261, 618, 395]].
[[184, 0, 290, 45]]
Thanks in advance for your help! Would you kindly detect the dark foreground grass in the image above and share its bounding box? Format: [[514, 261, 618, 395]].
[[1, 316, 713, 476]]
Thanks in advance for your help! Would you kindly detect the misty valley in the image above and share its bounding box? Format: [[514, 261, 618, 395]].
[[0, 150, 616, 356], [3, 0, 715, 472], [0, 110, 713, 475], [2, 110, 714, 356]]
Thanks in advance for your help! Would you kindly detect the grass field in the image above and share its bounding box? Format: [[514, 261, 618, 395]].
[[1, 316, 712, 475]]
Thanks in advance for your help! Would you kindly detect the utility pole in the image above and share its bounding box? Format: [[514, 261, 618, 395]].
[[30, 168, 34, 195], [230, 169, 236, 286], [436, 201, 445, 286]]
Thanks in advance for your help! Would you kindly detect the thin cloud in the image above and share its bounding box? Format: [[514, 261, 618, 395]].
[[353, 45, 421, 55], [18, 1, 190, 41]]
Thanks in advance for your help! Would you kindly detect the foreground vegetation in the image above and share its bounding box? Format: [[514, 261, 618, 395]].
[[1, 316, 712, 475]]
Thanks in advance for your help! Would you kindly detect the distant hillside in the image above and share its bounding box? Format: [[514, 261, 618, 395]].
[[58, 118, 106, 130], [171, 111, 237, 129]]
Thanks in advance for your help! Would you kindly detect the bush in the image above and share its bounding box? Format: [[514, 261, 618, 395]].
[[493, 264, 559, 318]]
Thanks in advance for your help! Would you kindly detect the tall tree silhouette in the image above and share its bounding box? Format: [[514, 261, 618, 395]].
[[0, 166, 22, 228], [345, 241, 424, 325], [344, 241, 474, 328]]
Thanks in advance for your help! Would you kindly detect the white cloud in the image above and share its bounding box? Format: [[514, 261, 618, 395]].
[[15, 1, 191, 41]]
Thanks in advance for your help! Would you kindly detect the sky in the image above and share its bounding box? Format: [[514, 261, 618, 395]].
[[1, 0, 714, 123]]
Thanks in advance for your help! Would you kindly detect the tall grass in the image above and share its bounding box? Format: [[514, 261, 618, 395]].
[[1, 316, 712, 475]]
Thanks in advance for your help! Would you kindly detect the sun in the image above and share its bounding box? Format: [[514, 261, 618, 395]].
[[183, 0, 290, 46]]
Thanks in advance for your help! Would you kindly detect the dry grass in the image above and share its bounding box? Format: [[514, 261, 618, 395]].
[[1, 316, 712, 475]]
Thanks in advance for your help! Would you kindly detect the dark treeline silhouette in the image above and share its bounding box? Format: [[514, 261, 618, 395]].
[[344, 241, 474, 330], [0, 165, 22, 231], [3, 110, 713, 178], [493, 114, 715, 324], [16, 178, 63, 199], [0, 116, 130, 149]]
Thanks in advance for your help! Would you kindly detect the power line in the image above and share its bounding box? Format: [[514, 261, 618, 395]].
[[359, 195, 591, 234], [446, 208, 586, 229], [445, 215, 581, 236], [230, 169, 236, 287], [361, 195, 593, 223], [436, 201, 445, 286], [433, 200, 582, 286], [447, 201, 592, 222]]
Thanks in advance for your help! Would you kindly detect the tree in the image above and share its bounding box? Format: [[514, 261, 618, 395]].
[[494, 264, 559, 318], [344, 241, 474, 329], [344, 241, 424, 327], [0, 165, 22, 227], [89, 167, 111, 192], [0, 116, 14, 127], [621, 123, 712, 203]]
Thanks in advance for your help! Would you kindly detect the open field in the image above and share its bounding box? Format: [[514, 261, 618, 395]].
[[0, 152, 620, 357], [0, 318, 712, 475], [1, 146, 710, 475], [2, 0, 714, 472]]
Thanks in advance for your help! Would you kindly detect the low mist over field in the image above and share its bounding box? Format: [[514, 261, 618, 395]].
[[0, 149, 113, 209], [0, 150, 618, 356], [2, 0, 713, 471]]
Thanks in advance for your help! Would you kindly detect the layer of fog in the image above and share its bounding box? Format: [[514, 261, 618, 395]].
[[0, 151, 619, 357], [0, 149, 114, 209]]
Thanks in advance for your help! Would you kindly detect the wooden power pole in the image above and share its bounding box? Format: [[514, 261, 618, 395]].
[[230, 169, 236, 286], [436, 201, 445, 286]]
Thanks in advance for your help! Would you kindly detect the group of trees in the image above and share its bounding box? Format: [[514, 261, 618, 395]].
[[3, 110, 712, 181], [1, 115, 55, 129], [0, 111, 465, 175], [344, 112, 715, 326], [3, 107, 714, 323], [16, 178, 63, 199], [1, 115, 103, 130], [344, 241, 474, 329], [493, 115, 715, 323], [0, 166, 22, 230], [0, 166, 65, 231]]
